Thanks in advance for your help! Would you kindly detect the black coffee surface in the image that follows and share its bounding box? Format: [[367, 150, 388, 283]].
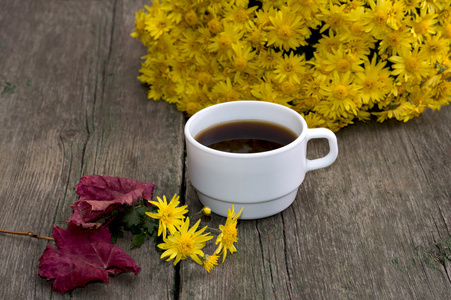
[[195, 120, 298, 153]]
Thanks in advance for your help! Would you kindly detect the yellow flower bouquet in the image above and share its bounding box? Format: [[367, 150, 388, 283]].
[[132, 0, 451, 131]]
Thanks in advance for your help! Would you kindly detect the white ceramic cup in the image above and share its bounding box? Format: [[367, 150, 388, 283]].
[[184, 101, 338, 219]]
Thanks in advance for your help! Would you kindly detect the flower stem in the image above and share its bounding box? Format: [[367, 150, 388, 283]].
[[0, 229, 54, 241], [207, 227, 221, 233]]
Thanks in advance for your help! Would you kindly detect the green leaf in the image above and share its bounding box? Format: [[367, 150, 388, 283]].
[[143, 218, 157, 236], [131, 233, 146, 249], [122, 207, 142, 228]]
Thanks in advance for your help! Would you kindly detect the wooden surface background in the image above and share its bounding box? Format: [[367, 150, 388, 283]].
[[0, 0, 450, 299]]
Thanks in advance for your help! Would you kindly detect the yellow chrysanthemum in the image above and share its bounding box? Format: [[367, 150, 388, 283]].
[[179, 29, 202, 59], [420, 33, 450, 63], [145, 9, 174, 39], [363, 0, 390, 36], [257, 49, 280, 70], [266, 9, 310, 51], [229, 43, 258, 74], [158, 217, 213, 265], [208, 23, 244, 59], [212, 77, 242, 102], [215, 206, 243, 263], [319, 3, 348, 34], [251, 81, 294, 106], [202, 254, 219, 273], [289, 0, 325, 26], [273, 52, 306, 84], [314, 31, 342, 54], [343, 38, 375, 61], [389, 46, 432, 82], [223, 3, 257, 30], [407, 10, 438, 42], [146, 194, 188, 239], [374, 96, 423, 122], [377, 27, 415, 56], [160, 0, 185, 24], [131, 8, 149, 39], [319, 71, 362, 119], [355, 56, 388, 104], [386, 0, 406, 30], [323, 46, 364, 74], [403, 0, 420, 15]]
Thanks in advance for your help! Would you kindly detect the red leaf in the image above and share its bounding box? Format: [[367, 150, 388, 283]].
[[70, 175, 154, 227], [38, 223, 141, 294]]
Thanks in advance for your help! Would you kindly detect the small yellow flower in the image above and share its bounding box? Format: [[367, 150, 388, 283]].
[[273, 52, 306, 84], [389, 47, 432, 82], [158, 217, 213, 265], [323, 46, 364, 74], [201, 206, 212, 216], [145, 9, 174, 39], [146, 194, 188, 239], [215, 206, 243, 262], [202, 254, 219, 273], [266, 9, 310, 51]]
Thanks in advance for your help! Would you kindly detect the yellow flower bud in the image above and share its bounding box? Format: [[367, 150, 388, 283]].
[[201, 206, 211, 216]]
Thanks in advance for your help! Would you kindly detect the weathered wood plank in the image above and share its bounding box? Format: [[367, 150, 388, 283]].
[[0, 0, 183, 299], [182, 105, 451, 299], [1, 0, 451, 299]]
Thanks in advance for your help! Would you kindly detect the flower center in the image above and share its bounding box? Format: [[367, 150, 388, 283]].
[[186, 102, 200, 115], [157, 20, 167, 29], [177, 234, 195, 256], [161, 208, 175, 224], [404, 57, 419, 73], [325, 40, 340, 52], [251, 30, 263, 46], [428, 43, 440, 55], [333, 85, 349, 99], [283, 62, 295, 74], [226, 89, 240, 101], [221, 225, 237, 246], [277, 25, 292, 40], [159, 62, 168, 73], [198, 72, 211, 85], [281, 81, 296, 94], [337, 59, 351, 73], [167, 84, 177, 96], [234, 9, 248, 23], [208, 18, 222, 34], [350, 22, 363, 36], [329, 14, 343, 28], [443, 24, 451, 39], [388, 33, 401, 46], [185, 10, 199, 26], [415, 21, 429, 35], [374, 11, 387, 25], [362, 78, 376, 92], [188, 40, 199, 52], [219, 35, 232, 49], [234, 57, 247, 71]]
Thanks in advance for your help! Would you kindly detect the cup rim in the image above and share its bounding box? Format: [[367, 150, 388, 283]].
[[184, 101, 308, 158]]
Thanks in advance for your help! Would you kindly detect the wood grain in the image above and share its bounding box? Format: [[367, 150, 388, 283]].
[[0, 1, 182, 299], [182, 106, 451, 299], [0, 0, 450, 299]]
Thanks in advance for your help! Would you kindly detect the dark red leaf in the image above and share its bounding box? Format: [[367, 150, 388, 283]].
[[69, 175, 154, 227], [38, 223, 141, 294]]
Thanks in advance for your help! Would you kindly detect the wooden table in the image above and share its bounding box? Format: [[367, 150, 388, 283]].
[[1, 1, 450, 299]]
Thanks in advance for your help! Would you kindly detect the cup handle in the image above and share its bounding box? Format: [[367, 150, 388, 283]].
[[305, 128, 338, 172]]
